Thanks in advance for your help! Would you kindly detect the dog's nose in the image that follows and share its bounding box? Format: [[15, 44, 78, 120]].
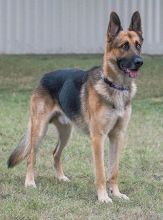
[[134, 56, 143, 68]]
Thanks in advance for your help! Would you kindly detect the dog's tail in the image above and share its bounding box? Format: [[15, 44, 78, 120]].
[[7, 120, 31, 168]]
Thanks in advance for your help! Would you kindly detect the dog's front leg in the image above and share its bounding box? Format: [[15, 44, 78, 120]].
[[108, 130, 129, 200], [107, 106, 131, 200], [91, 132, 112, 203]]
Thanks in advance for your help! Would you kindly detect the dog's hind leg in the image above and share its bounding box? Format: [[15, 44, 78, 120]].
[[25, 88, 54, 187], [25, 118, 47, 187], [52, 116, 72, 182]]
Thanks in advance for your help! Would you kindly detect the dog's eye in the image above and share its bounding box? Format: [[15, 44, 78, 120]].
[[136, 42, 141, 50], [122, 42, 129, 51]]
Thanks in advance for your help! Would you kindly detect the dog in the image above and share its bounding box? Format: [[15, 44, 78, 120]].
[[8, 11, 143, 203]]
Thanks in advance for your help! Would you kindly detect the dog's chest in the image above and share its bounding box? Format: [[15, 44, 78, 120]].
[[103, 96, 128, 133], [94, 81, 135, 114], [111, 83, 137, 115], [112, 90, 129, 115]]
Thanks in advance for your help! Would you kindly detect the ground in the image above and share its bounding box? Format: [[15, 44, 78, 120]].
[[0, 55, 163, 220]]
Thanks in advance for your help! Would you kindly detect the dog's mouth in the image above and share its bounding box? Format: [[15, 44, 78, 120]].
[[123, 67, 139, 78], [118, 64, 140, 79]]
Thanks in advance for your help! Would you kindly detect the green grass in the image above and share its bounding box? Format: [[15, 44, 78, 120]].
[[0, 55, 163, 220]]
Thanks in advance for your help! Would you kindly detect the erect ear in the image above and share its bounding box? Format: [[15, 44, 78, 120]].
[[107, 12, 123, 41], [128, 11, 142, 35]]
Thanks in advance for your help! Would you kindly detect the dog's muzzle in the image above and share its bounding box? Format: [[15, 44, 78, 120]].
[[117, 55, 143, 78]]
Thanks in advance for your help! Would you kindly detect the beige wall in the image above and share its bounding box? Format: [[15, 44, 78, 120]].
[[0, 0, 162, 54]]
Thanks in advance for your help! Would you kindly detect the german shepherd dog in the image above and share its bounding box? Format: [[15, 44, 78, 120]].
[[8, 11, 143, 203]]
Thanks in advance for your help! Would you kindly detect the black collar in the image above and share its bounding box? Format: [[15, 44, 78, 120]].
[[100, 72, 129, 91]]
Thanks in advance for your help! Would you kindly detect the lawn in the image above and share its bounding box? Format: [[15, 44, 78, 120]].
[[0, 55, 163, 220]]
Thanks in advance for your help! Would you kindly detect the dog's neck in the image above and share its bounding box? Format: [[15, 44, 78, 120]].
[[100, 71, 129, 91]]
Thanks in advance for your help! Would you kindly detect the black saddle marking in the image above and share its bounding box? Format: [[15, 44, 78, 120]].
[[40, 68, 89, 119]]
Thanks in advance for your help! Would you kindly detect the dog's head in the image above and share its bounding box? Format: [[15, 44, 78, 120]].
[[104, 11, 143, 79]]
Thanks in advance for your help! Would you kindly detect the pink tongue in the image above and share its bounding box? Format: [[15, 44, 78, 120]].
[[127, 69, 139, 78]]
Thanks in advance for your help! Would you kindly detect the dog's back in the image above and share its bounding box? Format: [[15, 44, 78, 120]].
[[40, 68, 88, 119]]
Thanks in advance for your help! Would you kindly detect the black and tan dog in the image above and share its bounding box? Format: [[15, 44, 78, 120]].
[[8, 11, 143, 203]]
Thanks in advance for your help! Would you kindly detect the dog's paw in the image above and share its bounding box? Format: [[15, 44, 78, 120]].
[[25, 180, 36, 188], [57, 175, 70, 182], [98, 191, 113, 203], [112, 192, 129, 200], [109, 185, 129, 200]]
